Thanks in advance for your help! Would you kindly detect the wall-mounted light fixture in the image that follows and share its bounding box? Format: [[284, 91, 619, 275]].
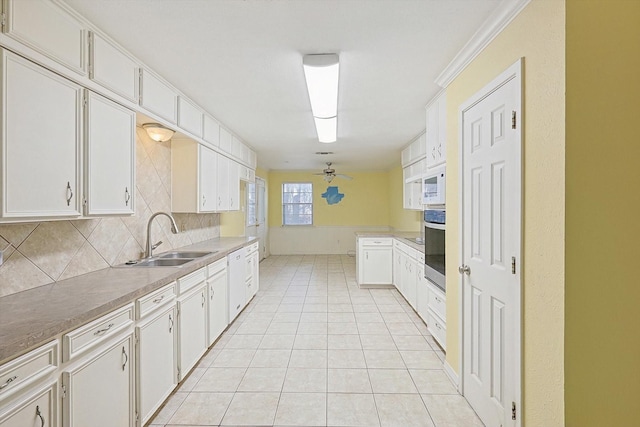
[[142, 123, 175, 142], [303, 54, 339, 143]]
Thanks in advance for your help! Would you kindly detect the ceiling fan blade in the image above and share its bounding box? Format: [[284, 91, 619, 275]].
[[335, 174, 353, 180], [312, 173, 326, 175]]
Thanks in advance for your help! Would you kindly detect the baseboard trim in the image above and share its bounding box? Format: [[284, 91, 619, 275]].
[[444, 360, 460, 390]]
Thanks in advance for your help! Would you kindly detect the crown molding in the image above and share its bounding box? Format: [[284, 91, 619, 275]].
[[435, 0, 531, 88]]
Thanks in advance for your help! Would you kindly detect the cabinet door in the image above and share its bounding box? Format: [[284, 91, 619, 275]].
[[228, 249, 246, 321], [4, 0, 85, 74], [228, 160, 240, 211], [177, 97, 203, 138], [137, 305, 176, 425], [252, 251, 260, 295], [426, 103, 438, 169], [2, 51, 82, 219], [63, 334, 134, 427], [177, 286, 207, 379], [216, 155, 230, 211], [362, 247, 392, 285], [198, 146, 217, 213], [140, 69, 177, 124], [208, 269, 228, 346], [203, 115, 220, 147], [416, 266, 428, 322], [89, 32, 138, 102], [436, 93, 447, 165], [393, 248, 402, 289], [0, 381, 58, 427], [219, 128, 232, 154], [85, 92, 135, 215]]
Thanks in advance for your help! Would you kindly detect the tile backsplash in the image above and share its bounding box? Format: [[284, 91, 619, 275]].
[[0, 128, 219, 297]]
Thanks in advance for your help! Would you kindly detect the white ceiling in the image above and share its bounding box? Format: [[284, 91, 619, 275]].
[[64, 0, 502, 172]]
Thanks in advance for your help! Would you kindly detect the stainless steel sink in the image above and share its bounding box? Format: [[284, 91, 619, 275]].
[[130, 258, 193, 267], [158, 251, 215, 259]]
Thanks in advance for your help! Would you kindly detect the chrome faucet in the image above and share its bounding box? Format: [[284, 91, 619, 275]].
[[145, 212, 179, 258]]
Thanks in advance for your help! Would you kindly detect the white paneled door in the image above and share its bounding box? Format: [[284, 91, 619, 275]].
[[460, 60, 522, 427]]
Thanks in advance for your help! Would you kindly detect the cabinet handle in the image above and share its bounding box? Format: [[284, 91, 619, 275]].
[[66, 182, 73, 206], [153, 295, 165, 304], [236, 304, 241, 310], [210, 285, 214, 300], [0, 375, 17, 390], [435, 297, 441, 303], [121, 346, 128, 371], [230, 197, 233, 207], [202, 291, 205, 307], [35, 405, 45, 427], [169, 314, 174, 333], [125, 187, 130, 206], [93, 323, 115, 336], [218, 196, 222, 206], [202, 194, 206, 206], [366, 252, 368, 260]]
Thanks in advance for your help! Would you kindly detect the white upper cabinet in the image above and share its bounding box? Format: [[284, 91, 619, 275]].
[[219, 127, 232, 154], [203, 115, 220, 147], [228, 159, 240, 211], [3, 0, 86, 75], [1, 50, 82, 220], [140, 69, 177, 124], [401, 131, 426, 169], [426, 92, 447, 168], [85, 91, 135, 216], [231, 136, 242, 160], [198, 145, 217, 213], [88, 32, 138, 102], [177, 96, 203, 138], [216, 154, 230, 211], [248, 150, 257, 169]]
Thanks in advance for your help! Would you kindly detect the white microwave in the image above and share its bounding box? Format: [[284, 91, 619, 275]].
[[422, 167, 446, 206]]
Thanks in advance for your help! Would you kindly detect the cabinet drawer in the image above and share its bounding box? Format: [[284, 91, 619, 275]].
[[0, 341, 57, 403], [177, 267, 207, 295], [360, 237, 392, 246], [428, 285, 446, 320], [63, 304, 134, 361], [207, 258, 226, 277], [246, 242, 259, 254], [136, 282, 177, 319], [427, 309, 446, 350]]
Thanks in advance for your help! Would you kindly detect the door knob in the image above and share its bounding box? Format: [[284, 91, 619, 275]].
[[458, 265, 471, 275]]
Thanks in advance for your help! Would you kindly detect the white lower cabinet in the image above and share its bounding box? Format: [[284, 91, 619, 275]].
[[426, 282, 447, 350], [228, 248, 246, 321], [0, 380, 58, 427], [62, 333, 135, 427], [245, 244, 259, 302], [357, 238, 393, 286], [207, 259, 228, 346], [416, 265, 429, 321], [177, 285, 207, 381], [136, 304, 177, 425]]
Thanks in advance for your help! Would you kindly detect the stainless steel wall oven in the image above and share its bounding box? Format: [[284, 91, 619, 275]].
[[424, 209, 445, 292]]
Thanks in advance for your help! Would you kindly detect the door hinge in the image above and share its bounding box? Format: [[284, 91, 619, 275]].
[[511, 256, 516, 275], [512, 111, 517, 129], [138, 68, 143, 104], [512, 401, 517, 420], [135, 412, 139, 423], [61, 384, 67, 399]]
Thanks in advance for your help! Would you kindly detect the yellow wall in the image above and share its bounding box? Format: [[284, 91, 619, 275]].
[[268, 171, 390, 227], [220, 181, 247, 237], [444, 1, 566, 425], [565, 1, 640, 425], [388, 165, 422, 232]]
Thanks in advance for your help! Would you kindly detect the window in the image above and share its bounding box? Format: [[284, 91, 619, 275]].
[[282, 182, 313, 225], [246, 181, 257, 226]]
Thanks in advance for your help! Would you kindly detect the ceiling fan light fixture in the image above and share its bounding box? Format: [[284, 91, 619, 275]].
[[142, 123, 175, 142], [303, 54, 339, 143], [324, 174, 334, 183]]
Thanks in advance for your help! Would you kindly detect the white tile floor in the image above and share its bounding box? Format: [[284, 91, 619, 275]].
[[149, 254, 484, 427]]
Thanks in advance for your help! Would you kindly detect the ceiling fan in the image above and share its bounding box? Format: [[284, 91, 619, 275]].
[[313, 162, 353, 183]]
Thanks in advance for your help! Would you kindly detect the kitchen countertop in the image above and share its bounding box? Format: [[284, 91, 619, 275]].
[[355, 231, 425, 254], [0, 236, 257, 364]]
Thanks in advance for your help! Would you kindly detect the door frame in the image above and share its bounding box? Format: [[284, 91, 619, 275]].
[[457, 58, 523, 425]]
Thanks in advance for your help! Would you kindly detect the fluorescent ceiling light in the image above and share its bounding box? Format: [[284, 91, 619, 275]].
[[142, 123, 175, 142], [314, 117, 337, 143], [303, 54, 339, 143]]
